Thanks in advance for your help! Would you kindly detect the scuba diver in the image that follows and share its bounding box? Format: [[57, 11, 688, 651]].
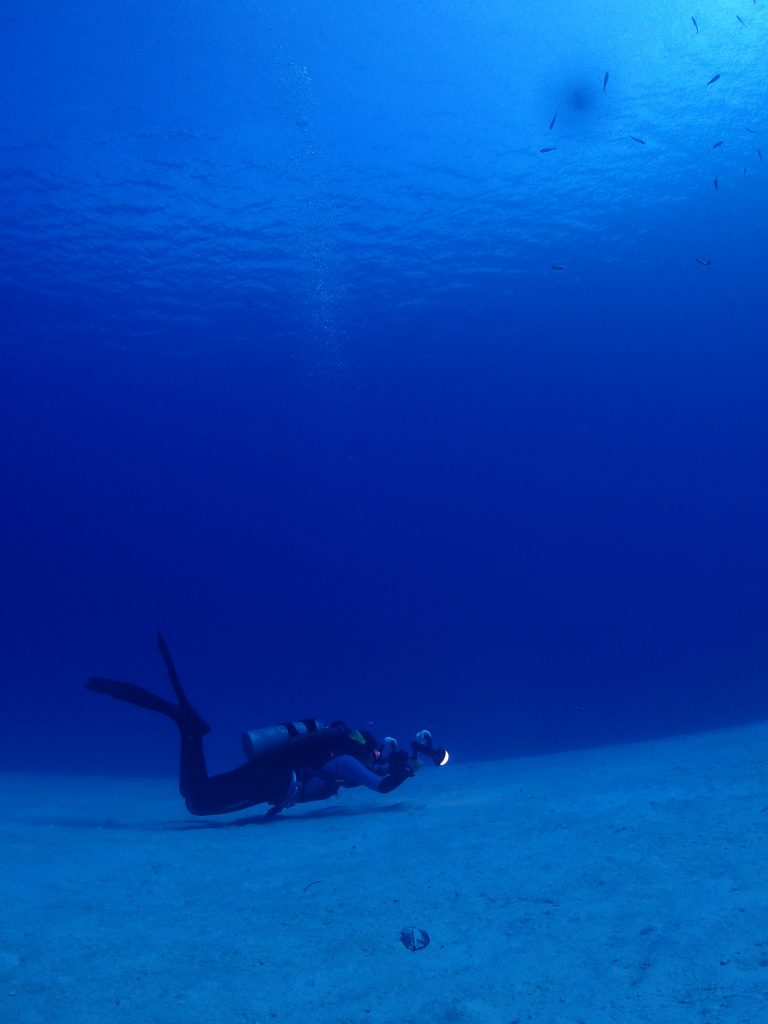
[[85, 634, 448, 818]]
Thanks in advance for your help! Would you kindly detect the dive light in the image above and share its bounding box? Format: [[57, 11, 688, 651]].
[[411, 729, 450, 767]]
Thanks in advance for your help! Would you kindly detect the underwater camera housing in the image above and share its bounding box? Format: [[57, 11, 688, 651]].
[[411, 729, 449, 767]]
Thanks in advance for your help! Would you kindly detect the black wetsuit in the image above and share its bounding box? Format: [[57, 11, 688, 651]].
[[86, 637, 412, 816], [178, 725, 394, 816]]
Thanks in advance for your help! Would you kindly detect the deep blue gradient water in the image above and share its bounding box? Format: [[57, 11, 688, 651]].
[[2, 1, 768, 778]]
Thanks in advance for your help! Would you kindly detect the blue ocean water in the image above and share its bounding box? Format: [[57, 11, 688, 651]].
[[1, 0, 767, 778]]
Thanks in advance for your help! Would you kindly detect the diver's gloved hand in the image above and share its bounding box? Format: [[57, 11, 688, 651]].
[[378, 749, 415, 794], [389, 749, 412, 773]]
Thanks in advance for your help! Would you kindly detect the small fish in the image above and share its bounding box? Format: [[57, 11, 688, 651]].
[[746, 127, 758, 133], [706, 73, 721, 85], [712, 140, 723, 148], [691, 15, 699, 33], [549, 111, 557, 130], [603, 71, 609, 92], [539, 146, 556, 153], [550, 263, 567, 271], [629, 135, 646, 144], [695, 257, 712, 266], [714, 176, 719, 189], [758, 149, 764, 161], [743, 166, 748, 176], [737, 14, 746, 25]]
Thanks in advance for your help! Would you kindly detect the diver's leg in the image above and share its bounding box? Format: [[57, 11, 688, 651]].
[[316, 755, 388, 792], [178, 734, 211, 808], [311, 754, 414, 796], [179, 740, 289, 816]]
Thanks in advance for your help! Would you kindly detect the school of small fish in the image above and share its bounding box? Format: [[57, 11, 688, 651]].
[[542, 8, 762, 272]]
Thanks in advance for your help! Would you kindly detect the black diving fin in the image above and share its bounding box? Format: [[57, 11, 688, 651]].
[[86, 677, 183, 722], [85, 635, 211, 738]]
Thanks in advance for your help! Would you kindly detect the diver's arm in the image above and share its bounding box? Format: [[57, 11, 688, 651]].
[[326, 754, 414, 793]]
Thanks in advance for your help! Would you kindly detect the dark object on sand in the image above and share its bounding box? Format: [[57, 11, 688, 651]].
[[400, 927, 431, 952]]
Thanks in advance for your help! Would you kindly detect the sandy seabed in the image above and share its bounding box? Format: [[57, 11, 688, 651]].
[[2, 722, 768, 1024]]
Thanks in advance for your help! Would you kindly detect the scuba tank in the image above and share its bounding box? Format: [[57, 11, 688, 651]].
[[242, 718, 325, 761]]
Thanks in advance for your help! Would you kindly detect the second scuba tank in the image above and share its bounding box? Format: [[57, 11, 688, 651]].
[[242, 718, 325, 761]]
